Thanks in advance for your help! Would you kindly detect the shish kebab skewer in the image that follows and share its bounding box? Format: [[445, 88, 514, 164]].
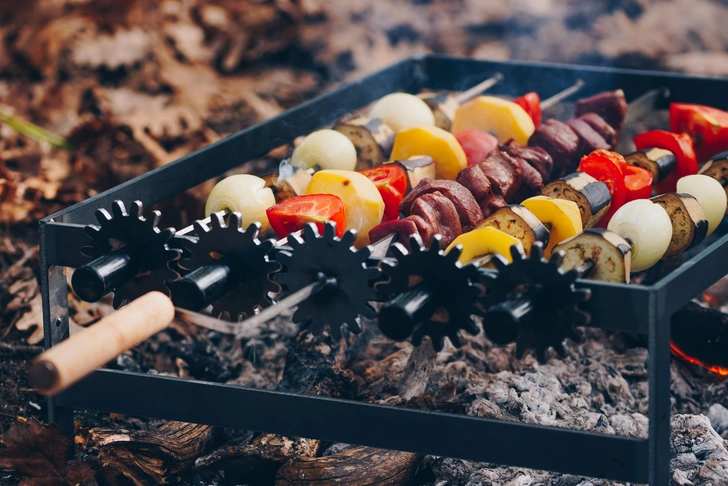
[[34, 171, 726, 397]]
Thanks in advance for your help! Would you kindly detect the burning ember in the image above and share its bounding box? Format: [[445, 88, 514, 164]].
[[671, 342, 728, 376]]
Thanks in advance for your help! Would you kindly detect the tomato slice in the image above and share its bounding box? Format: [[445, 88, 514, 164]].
[[514, 92, 542, 128], [634, 130, 697, 193], [359, 165, 407, 221], [623, 164, 653, 202], [266, 194, 346, 238], [577, 149, 627, 227], [670, 103, 728, 162], [453, 129, 499, 166]]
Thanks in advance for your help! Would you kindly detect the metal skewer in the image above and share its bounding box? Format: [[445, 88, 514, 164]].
[[454, 73, 505, 104], [540, 79, 585, 110]]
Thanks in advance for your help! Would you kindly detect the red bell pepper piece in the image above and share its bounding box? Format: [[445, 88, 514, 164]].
[[514, 92, 542, 128], [453, 129, 499, 166], [577, 149, 627, 227], [634, 130, 697, 193], [359, 165, 407, 221], [266, 194, 346, 238], [670, 103, 728, 162], [623, 164, 653, 202]]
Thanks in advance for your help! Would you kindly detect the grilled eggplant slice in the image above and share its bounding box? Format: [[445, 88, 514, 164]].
[[262, 169, 314, 203], [624, 148, 676, 184], [334, 116, 395, 170], [418, 92, 460, 131], [553, 228, 632, 283], [386, 156, 437, 192], [541, 172, 611, 229], [652, 192, 708, 257], [699, 151, 728, 215], [477, 204, 549, 256]]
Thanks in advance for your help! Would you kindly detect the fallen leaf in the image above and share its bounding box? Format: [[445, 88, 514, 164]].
[[14, 293, 44, 345], [0, 417, 99, 486]]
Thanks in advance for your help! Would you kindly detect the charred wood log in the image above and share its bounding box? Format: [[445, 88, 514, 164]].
[[90, 421, 215, 484], [275, 446, 418, 486], [672, 301, 728, 371], [196, 330, 358, 482], [398, 338, 437, 400]]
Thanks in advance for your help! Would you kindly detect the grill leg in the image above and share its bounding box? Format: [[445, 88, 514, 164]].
[[647, 299, 671, 485], [40, 226, 75, 435]]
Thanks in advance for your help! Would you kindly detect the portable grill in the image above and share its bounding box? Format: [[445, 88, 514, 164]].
[[39, 55, 728, 485]]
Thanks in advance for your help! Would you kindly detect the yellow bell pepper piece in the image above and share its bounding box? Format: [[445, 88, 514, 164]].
[[446, 226, 523, 264], [521, 196, 583, 257], [390, 125, 467, 181], [451, 96, 535, 145], [305, 170, 384, 247]]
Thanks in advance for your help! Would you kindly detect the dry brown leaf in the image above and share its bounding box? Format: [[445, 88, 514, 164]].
[[70, 27, 152, 70], [0, 417, 99, 486], [14, 293, 44, 344]]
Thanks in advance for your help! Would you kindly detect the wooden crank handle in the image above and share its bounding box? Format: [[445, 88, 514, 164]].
[[29, 291, 175, 396]]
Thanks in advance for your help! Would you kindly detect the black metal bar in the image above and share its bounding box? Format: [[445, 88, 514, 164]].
[[44, 221, 92, 268], [57, 369, 648, 483], [39, 220, 74, 434], [648, 290, 672, 485]]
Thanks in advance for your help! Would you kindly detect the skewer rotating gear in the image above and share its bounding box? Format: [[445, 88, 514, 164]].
[[272, 223, 380, 338], [481, 242, 592, 363], [376, 235, 484, 351], [172, 213, 281, 320], [74, 200, 180, 308]]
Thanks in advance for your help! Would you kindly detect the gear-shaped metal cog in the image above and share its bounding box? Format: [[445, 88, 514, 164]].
[[481, 243, 591, 363], [375, 234, 485, 351], [177, 212, 281, 320], [272, 222, 380, 339], [82, 200, 180, 308]]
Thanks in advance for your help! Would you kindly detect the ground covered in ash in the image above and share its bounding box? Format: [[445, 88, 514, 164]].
[[2, 0, 728, 484]]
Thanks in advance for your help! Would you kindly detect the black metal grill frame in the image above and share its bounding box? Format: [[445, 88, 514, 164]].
[[39, 55, 728, 485]]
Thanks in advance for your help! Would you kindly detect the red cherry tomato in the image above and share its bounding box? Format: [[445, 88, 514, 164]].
[[577, 149, 627, 227], [514, 92, 542, 127], [670, 103, 728, 162], [359, 165, 407, 221], [623, 165, 653, 202], [634, 130, 697, 193], [266, 194, 346, 238], [453, 130, 499, 166]]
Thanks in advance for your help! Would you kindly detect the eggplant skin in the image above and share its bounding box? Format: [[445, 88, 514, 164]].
[[624, 148, 676, 183], [651, 193, 709, 258], [334, 117, 395, 170], [553, 228, 631, 283], [477, 204, 549, 256], [542, 172, 611, 228], [419, 92, 459, 131], [387, 156, 437, 192], [699, 155, 728, 215]]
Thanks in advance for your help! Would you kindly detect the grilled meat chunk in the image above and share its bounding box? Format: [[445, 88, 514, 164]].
[[500, 139, 554, 180], [478, 150, 523, 200], [368, 218, 420, 251], [574, 90, 628, 132], [528, 119, 580, 178], [578, 113, 617, 148], [514, 157, 544, 200], [456, 163, 510, 217], [399, 178, 483, 231], [410, 192, 462, 247], [565, 118, 610, 164]]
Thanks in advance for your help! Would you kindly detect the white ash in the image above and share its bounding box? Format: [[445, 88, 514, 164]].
[[350, 327, 728, 484]]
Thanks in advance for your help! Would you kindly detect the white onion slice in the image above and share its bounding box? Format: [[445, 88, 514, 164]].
[[676, 174, 727, 236], [205, 174, 276, 232], [369, 92, 436, 132], [291, 129, 358, 171], [607, 199, 672, 273]]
